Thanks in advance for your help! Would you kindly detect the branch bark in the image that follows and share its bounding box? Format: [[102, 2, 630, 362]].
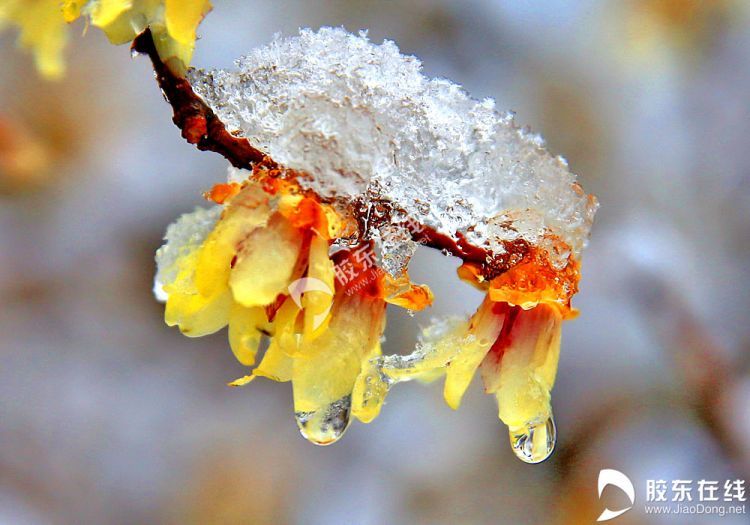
[[131, 29, 267, 169]]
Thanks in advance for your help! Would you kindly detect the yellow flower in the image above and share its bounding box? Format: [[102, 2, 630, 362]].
[[0, 0, 211, 78], [0, 0, 70, 78], [155, 174, 432, 445], [353, 242, 580, 463]]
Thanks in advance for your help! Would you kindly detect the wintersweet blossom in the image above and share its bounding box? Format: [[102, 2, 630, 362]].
[[155, 171, 431, 445], [154, 28, 597, 462]]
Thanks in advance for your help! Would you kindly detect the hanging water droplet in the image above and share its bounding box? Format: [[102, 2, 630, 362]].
[[509, 415, 556, 464], [295, 395, 352, 446]]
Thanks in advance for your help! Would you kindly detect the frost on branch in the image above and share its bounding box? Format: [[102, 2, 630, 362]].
[[188, 27, 598, 272]]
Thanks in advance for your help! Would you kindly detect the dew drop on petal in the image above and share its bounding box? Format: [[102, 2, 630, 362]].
[[295, 395, 352, 446], [509, 414, 556, 464]]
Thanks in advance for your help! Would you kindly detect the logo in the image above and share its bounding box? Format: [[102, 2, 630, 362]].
[[288, 277, 334, 330], [597, 469, 635, 522]]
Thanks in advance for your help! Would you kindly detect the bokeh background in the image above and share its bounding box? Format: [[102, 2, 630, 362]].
[[2, 1, 749, 524]]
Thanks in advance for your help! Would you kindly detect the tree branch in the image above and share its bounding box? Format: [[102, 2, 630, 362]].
[[131, 29, 267, 169]]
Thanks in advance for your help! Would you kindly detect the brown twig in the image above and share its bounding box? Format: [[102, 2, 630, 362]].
[[131, 29, 267, 169]]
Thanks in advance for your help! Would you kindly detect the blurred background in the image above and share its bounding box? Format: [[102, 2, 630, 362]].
[[1, 1, 749, 523]]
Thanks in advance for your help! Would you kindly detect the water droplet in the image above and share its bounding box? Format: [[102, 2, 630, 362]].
[[509, 415, 556, 464], [295, 395, 352, 446]]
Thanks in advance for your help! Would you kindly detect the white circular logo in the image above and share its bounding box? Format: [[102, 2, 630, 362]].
[[288, 277, 334, 330], [597, 469, 635, 522]]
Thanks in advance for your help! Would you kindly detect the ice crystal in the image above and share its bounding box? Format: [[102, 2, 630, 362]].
[[189, 27, 597, 268]]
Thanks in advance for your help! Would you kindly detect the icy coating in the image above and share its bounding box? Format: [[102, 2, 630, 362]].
[[189, 27, 597, 266], [153, 206, 222, 301]]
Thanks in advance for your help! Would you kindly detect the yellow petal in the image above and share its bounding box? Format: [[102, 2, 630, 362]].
[[165, 288, 231, 336], [293, 297, 380, 412], [482, 304, 562, 429], [81, 0, 155, 44], [253, 298, 303, 379], [229, 214, 303, 308], [443, 298, 506, 409], [301, 235, 335, 340], [227, 375, 255, 387], [164, 0, 211, 45], [253, 342, 294, 382], [163, 244, 232, 336], [61, 0, 85, 22], [292, 295, 385, 443], [227, 302, 267, 366], [88, 0, 132, 27], [2, 0, 69, 79], [267, 297, 302, 356], [444, 341, 491, 409], [195, 183, 270, 298]]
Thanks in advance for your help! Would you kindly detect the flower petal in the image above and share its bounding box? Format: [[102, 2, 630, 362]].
[[253, 342, 294, 382], [88, 0, 132, 27], [268, 297, 302, 356], [481, 304, 562, 429], [292, 294, 384, 443], [154, 206, 230, 335], [164, 248, 231, 336], [443, 299, 506, 409], [2, 0, 69, 78], [227, 375, 255, 387], [195, 183, 270, 298], [62, 1, 85, 22], [228, 302, 267, 366], [164, 289, 231, 336], [83, 0, 150, 45], [302, 235, 335, 340], [154, 206, 222, 301], [164, 0, 211, 45], [229, 214, 303, 308]]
